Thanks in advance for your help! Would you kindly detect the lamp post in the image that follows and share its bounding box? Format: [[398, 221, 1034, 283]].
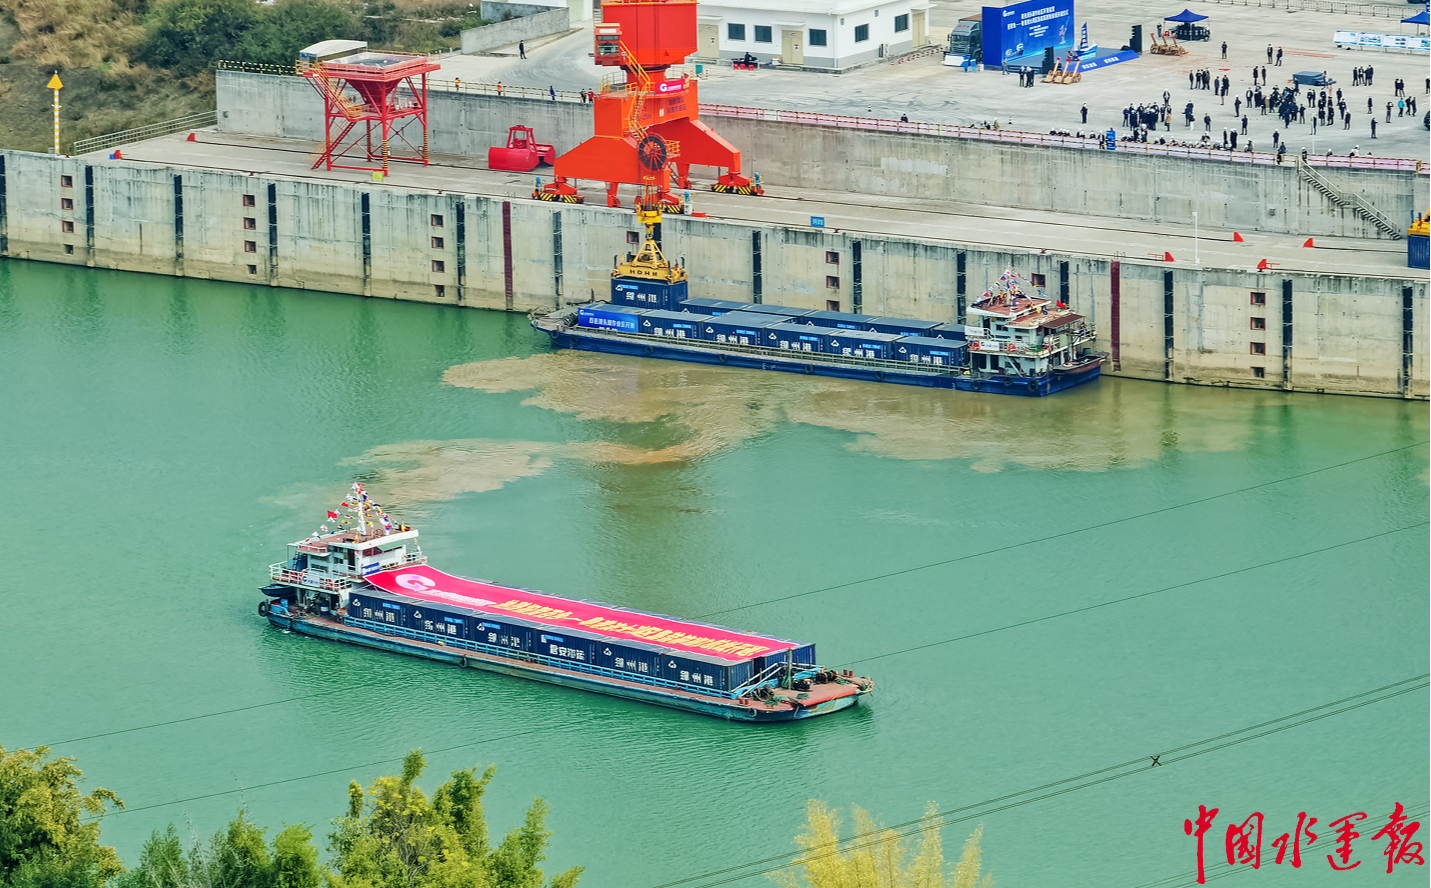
[[47, 72, 63, 154]]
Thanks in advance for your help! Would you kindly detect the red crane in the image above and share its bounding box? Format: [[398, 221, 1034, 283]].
[[536, 0, 763, 208]]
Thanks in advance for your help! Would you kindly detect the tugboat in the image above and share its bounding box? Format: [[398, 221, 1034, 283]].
[[260, 485, 873, 722], [530, 206, 1103, 396]]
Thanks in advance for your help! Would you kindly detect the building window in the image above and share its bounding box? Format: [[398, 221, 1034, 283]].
[[431, 236, 444, 249], [242, 194, 256, 207], [1250, 342, 1266, 355], [728, 23, 745, 41], [61, 220, 75, 233], [854, 23, 869, 42], [826, 276, 840, 289], [754, 25, 772, 43], [1250, 291, 1266, 306], [61, 198, 74, 210], [432, 259, 445, 273], [894, 13, 909, 32], [247, 264, 258, 275], [431, 214, 444, 227], [434, 284, 446, 298], [825, 251, 839, 264], [1250, 317, 1266, 331], [243, 217, 256, 230], [826, 299, 840, 311], [1251, 366, 1265, 378], [60, 175, 74, 188], [1030, 273, 1046, 287], [244, 241, 257, 253], [63, 244, 74, 254], [809, 29, 827, 46], [627, 231, 640, 244]]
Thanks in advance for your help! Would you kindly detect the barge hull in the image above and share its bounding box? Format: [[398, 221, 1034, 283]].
[[543, 327, 1101, 397], [267, 613, 861, 722]]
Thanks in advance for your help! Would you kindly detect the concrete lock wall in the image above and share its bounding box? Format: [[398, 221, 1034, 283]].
[[461, 8, 571, 54], [216, 72, 1427, 239], [3, 148, 1425, 398]]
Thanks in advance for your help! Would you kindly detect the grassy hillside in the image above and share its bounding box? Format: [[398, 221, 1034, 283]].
[[0, 0, 486, 154]]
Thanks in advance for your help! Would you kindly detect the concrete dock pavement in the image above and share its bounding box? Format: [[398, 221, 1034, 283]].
[[102, 130, 1419, 281]]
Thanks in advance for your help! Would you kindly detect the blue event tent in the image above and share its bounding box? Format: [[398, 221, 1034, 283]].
[[1164, 8, 1209, 22], [1400, 7, 1429, 25]]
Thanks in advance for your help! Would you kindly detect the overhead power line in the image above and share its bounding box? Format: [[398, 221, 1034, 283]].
[[645, 674, 1430, 888]]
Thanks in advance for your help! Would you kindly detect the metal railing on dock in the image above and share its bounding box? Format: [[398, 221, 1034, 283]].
[[73, 111, 219, 155]]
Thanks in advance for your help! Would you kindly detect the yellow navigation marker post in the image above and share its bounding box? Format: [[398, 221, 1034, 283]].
[[47, 72, 63, 155]]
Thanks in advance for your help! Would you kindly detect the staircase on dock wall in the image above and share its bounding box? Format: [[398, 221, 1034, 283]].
[[1297, 160, 1403, 239]]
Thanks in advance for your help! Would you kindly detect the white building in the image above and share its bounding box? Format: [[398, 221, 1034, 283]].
[[694, 0, 930, 70]]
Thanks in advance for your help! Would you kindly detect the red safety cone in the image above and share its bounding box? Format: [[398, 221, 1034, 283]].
[[111, 150, 123, 159], [1303, 237, 1315, 248], [186, 132, 197, 142], [1257, 258, 1270, 270], [1233, 232, 1244, 242], [1164, 251, 1175, 262]]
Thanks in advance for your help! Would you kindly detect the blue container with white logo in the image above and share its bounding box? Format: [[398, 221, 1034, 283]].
[[577, 304, 645, 333], [611, 278, 688, 311], [929, 323, 970, 341], [637, 310, 702, 339], [759, 322, 832, 353], [892, 335, 968, 367], [698, 311, 777, 345], [824, 329, 902, 359], [745, 304, 815, 320], [801, 309, 878, 330], [863, 317, 943, 337], [679, 298, 756, 316]]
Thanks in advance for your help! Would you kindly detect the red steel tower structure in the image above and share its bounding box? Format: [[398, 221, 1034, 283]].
[[298, 40, 440, 176], [537, 0, 762, 208]]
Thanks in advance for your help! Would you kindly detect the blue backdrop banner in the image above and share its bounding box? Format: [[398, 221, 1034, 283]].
[[982, 0, 1076, 66]]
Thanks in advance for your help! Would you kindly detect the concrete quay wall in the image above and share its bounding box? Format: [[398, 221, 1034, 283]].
[[1, 149, 1425, 398], [216, 72, 1427, 240]]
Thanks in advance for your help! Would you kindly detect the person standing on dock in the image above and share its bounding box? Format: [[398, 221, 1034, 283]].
[[1275, 47, 1283, 66], [1081, 104, 1088, 124], [1221, 41, 1227, 59], [519, 41, 527, 59]]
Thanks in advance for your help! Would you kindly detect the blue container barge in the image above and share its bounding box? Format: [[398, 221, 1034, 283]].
[[260, 494, 872, 722]]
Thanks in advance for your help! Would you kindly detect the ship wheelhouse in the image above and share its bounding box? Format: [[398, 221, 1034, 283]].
[[269, 528, 424, 614]]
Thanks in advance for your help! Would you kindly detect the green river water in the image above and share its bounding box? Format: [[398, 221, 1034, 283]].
[[1, 260, 1427, 887]]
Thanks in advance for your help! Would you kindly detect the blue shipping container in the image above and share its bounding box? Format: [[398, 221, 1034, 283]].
[[893, 335, 968, 366], [863, 317, 943, 337], [578, 304, 645, 333], [801, 309, 878, 330], [611, 278, 688, 311], [744, 304, 814, 320], [825, 329, 902, 359], [473, 620, 532, 654], [409, 604, 470, 641], [637, 310, 702, 339], [1409, 234, 1429, 270], [760, 322, 832, 353], [699, 311, 777, 345], [930, 323, 970, 341], [538, 633, 595, 666], [679, 298, 755, 316]]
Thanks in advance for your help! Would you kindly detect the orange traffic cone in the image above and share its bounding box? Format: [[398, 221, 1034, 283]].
[[1164, 251, 1175, 262], [1257, 258, 1269, 270], [1303, 237, 1315, 248], [1233, 232, 1244, 242]]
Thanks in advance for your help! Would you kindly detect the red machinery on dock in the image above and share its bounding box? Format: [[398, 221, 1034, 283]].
[[489, 126, 556, 172], [298, 40, 439, 176], [536, 0, 763, 208]]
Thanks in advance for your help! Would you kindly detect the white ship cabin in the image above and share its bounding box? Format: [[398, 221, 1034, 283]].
[[270, 526, 424, 613], [967, 291, 1093, 377]]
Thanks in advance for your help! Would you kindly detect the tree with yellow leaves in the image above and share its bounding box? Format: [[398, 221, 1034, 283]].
[[771, 801, 992, 888]]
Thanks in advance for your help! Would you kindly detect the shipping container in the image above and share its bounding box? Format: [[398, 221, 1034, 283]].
[[473, 620, 533, 654], [893, 335, 969, 367], [577, 304, 645, 333], [679, 298, 756, 316], [698, 311, 778, 345], [1409, 234, 1429, 270], [760, 322, 833, 353], [636, 309, 702, 339], [800, 309, 878, 330], [863, 317, 943, 337], [930, 323, 972, 341], [744, 304, 814, 320], [825, 329, 902, 359], [611, 278, 688, 311], [537, 632, 595, 667], [409, 604, 472, 641]]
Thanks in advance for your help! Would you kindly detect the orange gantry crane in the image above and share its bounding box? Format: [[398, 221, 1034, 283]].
[[536, 0, 763, 208]]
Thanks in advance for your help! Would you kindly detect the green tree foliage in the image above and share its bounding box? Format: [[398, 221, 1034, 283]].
[[770, 801, 992, 888], [327, 749, 582, 888], [114, 812, 323, 888], [234, 0, 357, 67], [0, 746, 124, 888], [140, 0, 260, 72]]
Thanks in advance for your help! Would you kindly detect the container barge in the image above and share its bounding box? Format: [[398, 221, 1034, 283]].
[[532, 210, 1104, 397], [259, 485, 873, 722]]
